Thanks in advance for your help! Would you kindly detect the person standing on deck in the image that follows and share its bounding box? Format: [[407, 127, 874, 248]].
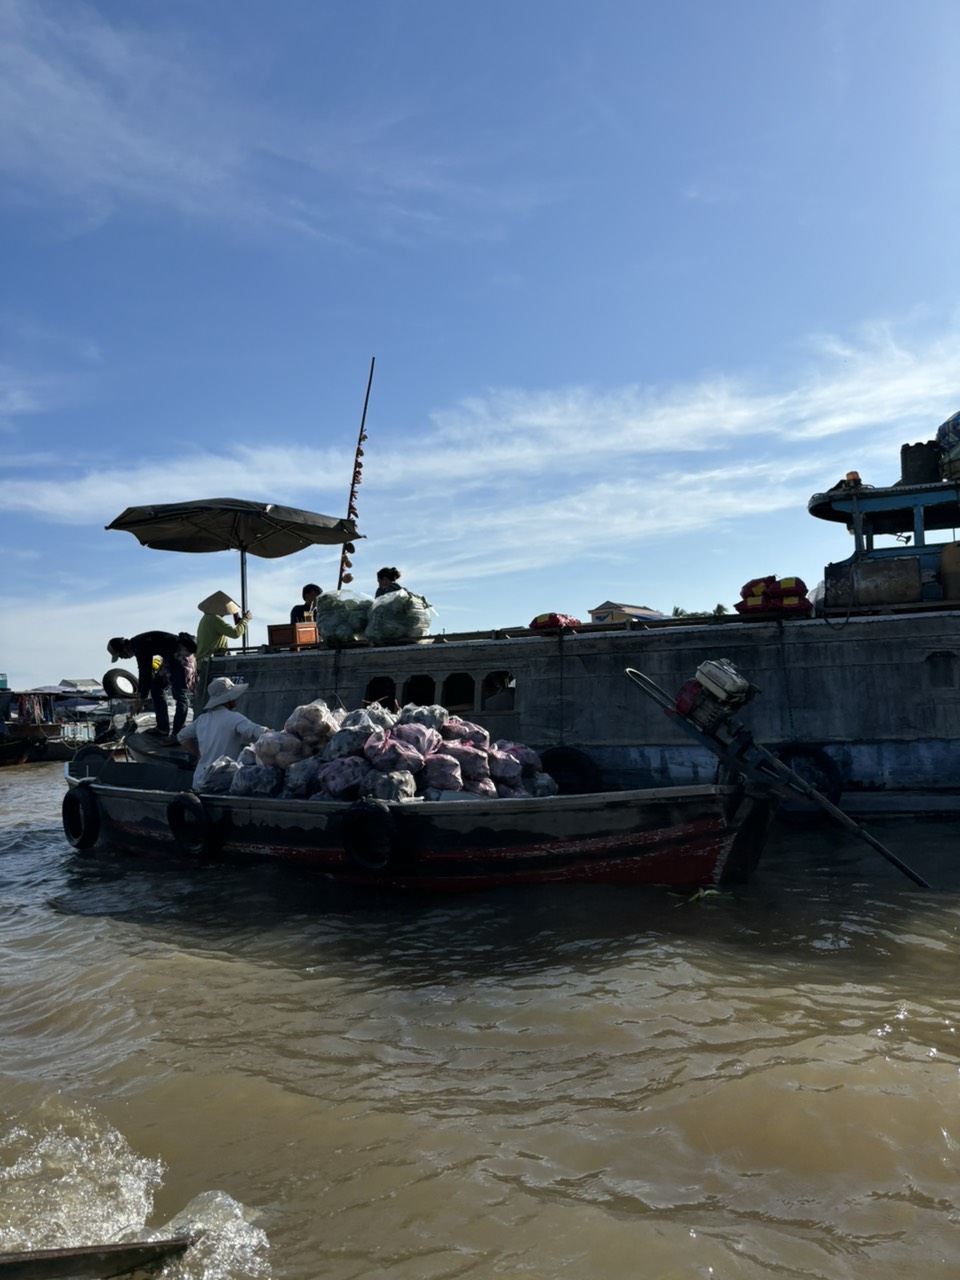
[[177, 676, 268, 790], [196, 590, 252, 661], [106, 631, 197, 741]]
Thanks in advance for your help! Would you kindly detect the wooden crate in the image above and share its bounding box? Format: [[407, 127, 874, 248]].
[[266, 622, 320, 650]]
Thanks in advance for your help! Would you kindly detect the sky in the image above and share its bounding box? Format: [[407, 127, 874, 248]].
[[2, 0, 959, 690]]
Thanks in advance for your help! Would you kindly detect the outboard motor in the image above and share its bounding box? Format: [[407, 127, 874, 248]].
[[673, 659, 757, 733]]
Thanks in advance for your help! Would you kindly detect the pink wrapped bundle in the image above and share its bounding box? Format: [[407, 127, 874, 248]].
[[463, 776, 497, 798], [493, 739, 542, 774], [363, 730, 425, 774], [420, 752, 463, 791], [392, 722, 442, 755], [316, 755, 371, 799], [441, 740, 490, 780], [487, 746, 522, 783], [440, 717, 490, 751]]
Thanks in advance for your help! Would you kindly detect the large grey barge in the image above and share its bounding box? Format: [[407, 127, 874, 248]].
[[198, 438, 960, 817]]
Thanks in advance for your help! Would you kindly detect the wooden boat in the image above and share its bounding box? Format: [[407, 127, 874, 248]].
[[0, 1235, 196, 1280], [60, 663, 785, 893], [0, 737, 30, 768], [63, 751, 771, 892]]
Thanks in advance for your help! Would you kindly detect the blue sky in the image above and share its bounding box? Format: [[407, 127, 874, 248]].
[[2, 0, 959, 689]]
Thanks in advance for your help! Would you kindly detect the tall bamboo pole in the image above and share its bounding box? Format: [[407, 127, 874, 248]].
[[337, 356, 375, 591]]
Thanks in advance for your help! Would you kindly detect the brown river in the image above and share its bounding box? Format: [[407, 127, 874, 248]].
[[1, 762, 958, 1279]]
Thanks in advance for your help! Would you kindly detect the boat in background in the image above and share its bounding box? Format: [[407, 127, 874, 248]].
[[0, 737, 30, 768], [0, 681, 125, 764]]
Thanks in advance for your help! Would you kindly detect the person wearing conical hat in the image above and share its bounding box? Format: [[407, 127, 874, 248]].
[[176, 676, 268, 791], [196, 590, 253, 662]]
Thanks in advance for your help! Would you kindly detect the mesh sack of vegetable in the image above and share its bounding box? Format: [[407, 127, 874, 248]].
[[360, 769, 417, 802], [365, 589, 434, 643], [229, 764, 284, 797], [315, 590, 373, 645], [284, 700, 339, 747]]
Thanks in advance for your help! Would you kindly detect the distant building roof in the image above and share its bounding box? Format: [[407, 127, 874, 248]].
[[590, 601, 665, 621]]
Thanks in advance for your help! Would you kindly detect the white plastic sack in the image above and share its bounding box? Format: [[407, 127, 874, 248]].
[[254, 730, 312, 770], [360, 769, 417, 802], [283, 755, 321, 799], [365, 588, 434, 643], [315, 590, 373, 645], [284, 700, 339, 747], [399, 703, 448, 731], [201, 755, 240, 793], [229, 764, 284, 797]]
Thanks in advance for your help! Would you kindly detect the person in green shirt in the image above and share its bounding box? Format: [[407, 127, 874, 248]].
[[196, 590, 253, 661]]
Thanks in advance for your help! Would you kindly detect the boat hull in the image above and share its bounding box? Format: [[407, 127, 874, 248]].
[[63, 758, 771, 893]]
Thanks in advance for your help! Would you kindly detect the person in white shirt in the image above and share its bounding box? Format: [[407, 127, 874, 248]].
[[177, 676, 267, 791]]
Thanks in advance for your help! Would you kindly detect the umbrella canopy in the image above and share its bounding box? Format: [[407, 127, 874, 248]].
[[106, 498, 359, 635]]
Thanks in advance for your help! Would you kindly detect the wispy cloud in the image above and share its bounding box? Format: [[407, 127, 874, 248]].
[[0, 0, 550, 242], [5, 322, 957, 582]]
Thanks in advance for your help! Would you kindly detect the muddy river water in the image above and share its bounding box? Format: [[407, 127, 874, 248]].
[[1, 762, 958, 1279]]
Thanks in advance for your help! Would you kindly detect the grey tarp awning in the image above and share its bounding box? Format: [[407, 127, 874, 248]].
[[106, 498, 359, 644]]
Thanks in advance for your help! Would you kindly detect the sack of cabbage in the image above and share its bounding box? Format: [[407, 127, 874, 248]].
[[314, 587, 434, 645]]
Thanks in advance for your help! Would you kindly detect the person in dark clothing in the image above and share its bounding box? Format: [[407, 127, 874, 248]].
[[375, 567, 402, 597], [107, 631, 197, 740], [290, 583, 322, 624]]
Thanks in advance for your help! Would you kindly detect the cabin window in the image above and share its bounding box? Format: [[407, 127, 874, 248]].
[[481, 669, 516, 711], [441, 672, 475, 712], [364, 676, 397, 710], [923, 650, 958, 689], [402, 674, 436, 707]]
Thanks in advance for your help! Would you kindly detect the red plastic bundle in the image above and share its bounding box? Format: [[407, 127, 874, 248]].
[[529, 613, 582, 629]]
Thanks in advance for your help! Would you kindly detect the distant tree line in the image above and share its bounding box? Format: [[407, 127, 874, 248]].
[[670, 604, 729, 618]]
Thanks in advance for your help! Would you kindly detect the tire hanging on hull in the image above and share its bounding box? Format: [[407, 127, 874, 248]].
[[62, 781, 101, 850], [167, 792, 216, 856], [341, 798, 402, 872]]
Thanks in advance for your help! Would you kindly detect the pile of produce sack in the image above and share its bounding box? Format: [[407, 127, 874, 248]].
[[314, 588, 434, 645], [201, 697, 559, 802]]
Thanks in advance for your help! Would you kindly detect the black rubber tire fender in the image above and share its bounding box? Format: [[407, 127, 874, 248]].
[[538, 745, 603, 796], [62, 780, 101, 850], [167, 791, 216, 856], [102, 668, 139, 699], [773, 742, 843, 826], [73, 744, 110, 767], [341, 798, 402, 872]]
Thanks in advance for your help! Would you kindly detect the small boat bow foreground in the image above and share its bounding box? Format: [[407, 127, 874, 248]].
[[0, 1235, 198, 1280]]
